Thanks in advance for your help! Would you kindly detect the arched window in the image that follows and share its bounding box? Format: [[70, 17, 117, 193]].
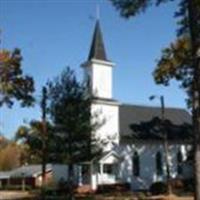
[[177, 150, 183, 175], [156, 152, 163, 176], [133, 151, 140, 176]]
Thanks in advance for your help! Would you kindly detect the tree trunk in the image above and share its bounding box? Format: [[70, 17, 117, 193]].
[[68, 131, 75, 200], [188, 1, 200, 199], [42, 145, 47, 186], [194, 139, 200, 200], [193, 52, 200, 200], [68, 163, 74, 200], [41, 155, 47, 200]]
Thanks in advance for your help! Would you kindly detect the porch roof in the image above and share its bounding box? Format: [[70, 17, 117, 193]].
[[79, 150, 121, 165], [93, 150, 121, 163]]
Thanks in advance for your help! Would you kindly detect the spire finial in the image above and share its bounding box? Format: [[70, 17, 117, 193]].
[[96, 4, 100, 20]]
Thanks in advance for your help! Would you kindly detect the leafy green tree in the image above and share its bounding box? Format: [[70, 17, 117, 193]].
[[16, 119, 63, 200], [16, 86, 59, 190], [110, 0, 200, 199], [47, 67, 101, 199], [15, 121, 55, 164], [15, 117, 61, 196], [0, 48, 34, 108]]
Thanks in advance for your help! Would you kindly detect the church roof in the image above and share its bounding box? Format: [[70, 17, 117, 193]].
[[119, 104, 193, 143], [88, 20, 108, 61]]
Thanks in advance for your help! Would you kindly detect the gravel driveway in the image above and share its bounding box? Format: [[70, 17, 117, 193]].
[[0, 191, 35, 200]]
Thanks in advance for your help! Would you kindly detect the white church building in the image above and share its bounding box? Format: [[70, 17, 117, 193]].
[[77, 20, 192, 191]]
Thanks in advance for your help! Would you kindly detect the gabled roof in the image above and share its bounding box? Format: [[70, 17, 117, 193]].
[[9, 164, 52, 178], [92, 150, 121, 163], [0, 171, 11, 179], [88, 20, 108, 61], [119, 104, 192, 142]]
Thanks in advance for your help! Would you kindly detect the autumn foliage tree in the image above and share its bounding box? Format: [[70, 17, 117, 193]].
[[110, 0, 200, 199], [0, 137, 22, 171], [0, 45, 35, 168], [0, 45, 35, 170], [0, 48, 34, 108]]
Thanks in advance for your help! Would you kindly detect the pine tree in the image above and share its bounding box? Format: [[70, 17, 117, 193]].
[[47, 67, 101, 199]]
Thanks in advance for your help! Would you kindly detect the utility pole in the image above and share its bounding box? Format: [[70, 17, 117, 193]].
[[160, 96, 171, 195], [150, 95, 171, 194], [41, 86, 48, 187]]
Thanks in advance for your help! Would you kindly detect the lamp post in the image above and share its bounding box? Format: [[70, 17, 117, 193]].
[[21, 172, 25, 191], [149, 95, 172, 194]]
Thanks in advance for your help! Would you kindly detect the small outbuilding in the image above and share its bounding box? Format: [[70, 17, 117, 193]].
[[0, 164, 68, 189]]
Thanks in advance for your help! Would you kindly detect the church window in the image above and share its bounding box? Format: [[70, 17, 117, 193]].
[[156, 152, 163, 176], [177, 150, 183, 175], [133, 151, 140, 176], [103, 164, 115, 175]]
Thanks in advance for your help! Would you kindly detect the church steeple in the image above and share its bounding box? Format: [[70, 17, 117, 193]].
[[88, 20, 107, 61], [82, 20, 115, 100]]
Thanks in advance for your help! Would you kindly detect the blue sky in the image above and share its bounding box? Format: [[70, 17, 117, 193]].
[[0, 0, 187, 138]]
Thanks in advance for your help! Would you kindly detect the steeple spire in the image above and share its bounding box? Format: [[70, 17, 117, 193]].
[[88, 20, 108, 61], [82, 19, 115, 100]]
